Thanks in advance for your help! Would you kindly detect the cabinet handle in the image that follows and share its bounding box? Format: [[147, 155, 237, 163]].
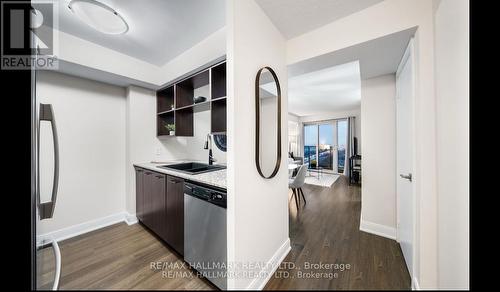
[[169, 179, 181, 184], [156, 175, 164, 179]]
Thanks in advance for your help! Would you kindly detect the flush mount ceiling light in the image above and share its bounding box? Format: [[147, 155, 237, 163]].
[[68, 0, 128, 35]]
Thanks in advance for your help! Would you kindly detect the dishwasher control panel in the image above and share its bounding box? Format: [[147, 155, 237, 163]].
[[184, 181, 226, 208]]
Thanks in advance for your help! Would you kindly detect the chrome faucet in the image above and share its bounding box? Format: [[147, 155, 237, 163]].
[[204, 134, 217, 165]]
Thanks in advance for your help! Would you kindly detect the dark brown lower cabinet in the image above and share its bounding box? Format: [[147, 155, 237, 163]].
[[142, 171, 154, 232], [135, 167, 144, 222], [135, 168, 184, 256], [166, 175, 184, 255], [151, 173, 167, 240]]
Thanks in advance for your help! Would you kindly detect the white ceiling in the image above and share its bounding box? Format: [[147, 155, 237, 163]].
[[288, 27, 417, 80], [42, 0, 225, 66], [255, 0, 384, 39], [288, 28, 416, 117], [288, 61, 361, 117]]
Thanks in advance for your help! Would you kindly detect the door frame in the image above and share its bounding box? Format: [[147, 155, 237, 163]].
[[395, 37, 417, 283]]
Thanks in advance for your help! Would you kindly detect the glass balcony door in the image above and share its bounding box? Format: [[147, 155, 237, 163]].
[[318, 123, 335, 171], [304, 122, 337, 172], [303, 119, 348, 174], [304, 124, 318, 170]]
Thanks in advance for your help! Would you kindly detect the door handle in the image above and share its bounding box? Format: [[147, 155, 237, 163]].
[[38, 103, 59, 220], [400, 173, 412, 182]]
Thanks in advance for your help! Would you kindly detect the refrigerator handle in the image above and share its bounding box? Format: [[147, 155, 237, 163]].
[[38, 103, 59, 220], [51, 240, 61, 290]]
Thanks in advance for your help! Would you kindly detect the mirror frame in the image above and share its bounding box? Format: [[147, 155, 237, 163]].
[[255, 66, 282, 179]]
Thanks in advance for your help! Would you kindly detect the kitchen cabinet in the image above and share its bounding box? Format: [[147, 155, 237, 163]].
[[142, 170, 154, 232], [166, 175, 184, 255], [156, 60, 227, 137], [135, 167, 145, 222], [135, 168, 184, 256], [151, 172, 167, 240]]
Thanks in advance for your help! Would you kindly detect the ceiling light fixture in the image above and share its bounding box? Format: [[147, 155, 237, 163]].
[[68, 0, 128, 35]]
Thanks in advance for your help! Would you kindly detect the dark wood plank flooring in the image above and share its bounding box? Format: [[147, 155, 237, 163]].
[[37, 176, 409, 290], [36, 223, 214, 290], [264, 175, 411, 290]]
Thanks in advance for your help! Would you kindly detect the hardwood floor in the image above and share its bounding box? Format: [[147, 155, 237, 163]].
[[37, 176, 409, 290], [36, 223, 214, 290], [264, 176, 411, 290]]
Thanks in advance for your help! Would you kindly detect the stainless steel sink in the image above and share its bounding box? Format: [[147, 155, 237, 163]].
[[158, 162, 226, 174]]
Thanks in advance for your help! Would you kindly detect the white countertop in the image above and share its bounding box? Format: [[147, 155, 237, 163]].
[[134, 160, 227, 189]]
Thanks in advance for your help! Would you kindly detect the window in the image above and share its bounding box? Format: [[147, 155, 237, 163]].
[[303, 119, 348, 173], [288, 121, 299, 156]]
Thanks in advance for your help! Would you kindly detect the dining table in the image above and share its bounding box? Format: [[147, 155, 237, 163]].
[[288, 163, 299, 178]]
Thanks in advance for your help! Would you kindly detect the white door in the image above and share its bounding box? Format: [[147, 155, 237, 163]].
[[396, 39, 415, 276]]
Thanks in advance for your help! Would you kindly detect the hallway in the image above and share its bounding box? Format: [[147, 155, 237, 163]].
[[265, 176, 411, 290]]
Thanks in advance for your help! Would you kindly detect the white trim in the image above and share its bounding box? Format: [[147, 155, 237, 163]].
[[37, 212, 135, 246], [125, 213, 138, 225], [396, 38, 414, 78], [359, 219, 397, 240], [412, 277, 420, 290], [246, 238, 291, 290]]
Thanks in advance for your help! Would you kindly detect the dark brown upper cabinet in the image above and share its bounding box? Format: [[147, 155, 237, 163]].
[[157, 86, 174, 113], [211, 98, 226, 133], [211, 62, 226, 99], [156, 60, 227, 137], [175, 70, 209, 109]]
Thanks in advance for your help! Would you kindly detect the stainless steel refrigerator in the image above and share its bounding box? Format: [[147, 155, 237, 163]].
[[31, 10, 61, 288]]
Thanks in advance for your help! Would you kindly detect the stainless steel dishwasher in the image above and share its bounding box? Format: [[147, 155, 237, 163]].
[[184, 181, 227, 290]]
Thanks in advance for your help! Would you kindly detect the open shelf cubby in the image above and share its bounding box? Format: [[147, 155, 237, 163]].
[[211, 62, 226, 99], [175, 70, 209, 108], [157, 86, 174, 113], [157, 111, 175, 136], [156, 60, 226, 137], [211, 98, 226, 133]]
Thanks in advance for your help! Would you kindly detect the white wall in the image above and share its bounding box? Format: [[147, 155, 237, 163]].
[[286, 1, 439, 286], [58, 30, 160, 85], [434, 0, 469, 289], [157, 27, 227, 84], [37, 71, 127, 235], [226, 0, 289, 289], [125, 86, 227, 215], [57, 27, 226, 87], [360, 75, 396, 233]]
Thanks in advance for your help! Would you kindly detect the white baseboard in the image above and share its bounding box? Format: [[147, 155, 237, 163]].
[[412, 277, 420, 290], [37, 212, 136, 246], [359, 219, 397, 240], [246, 238, 291, 290], [125, 213, 138, 225]]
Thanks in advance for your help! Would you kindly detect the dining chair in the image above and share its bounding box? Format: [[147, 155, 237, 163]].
[[288, 164, 307, 211]]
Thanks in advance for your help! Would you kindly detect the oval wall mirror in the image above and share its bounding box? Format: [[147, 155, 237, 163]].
[[255, 67, 281, 179]]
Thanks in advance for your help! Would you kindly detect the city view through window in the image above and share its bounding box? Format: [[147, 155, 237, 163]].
[[304, 120, 347, 173]]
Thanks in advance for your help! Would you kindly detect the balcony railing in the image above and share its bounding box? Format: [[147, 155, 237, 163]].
[[304, 145, 345, 172]]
